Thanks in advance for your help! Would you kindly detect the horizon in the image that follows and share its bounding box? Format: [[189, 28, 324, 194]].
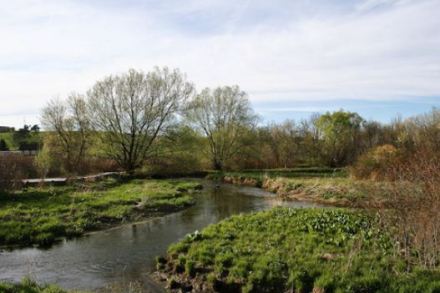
[[1, 0, 440, 127]]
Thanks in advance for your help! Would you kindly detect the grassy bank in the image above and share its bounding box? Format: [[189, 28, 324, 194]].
[[0, 278, 67, 293], [207, 168, 391, 206], [0, 178, 201, 247], [156, 208, 440, 292], [207, 167, 347, 182]]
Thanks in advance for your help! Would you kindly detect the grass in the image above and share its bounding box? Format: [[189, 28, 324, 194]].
[[207, 168, 382, 206], [0, 277, 67, 293], [0, 178, 201, 247], [207, 167, 347, 182], [158, 208, 440, 292], [0, 132, 15, 150]]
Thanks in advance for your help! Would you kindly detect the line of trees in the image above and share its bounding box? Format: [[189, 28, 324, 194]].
[[38, 66, 440, 176]]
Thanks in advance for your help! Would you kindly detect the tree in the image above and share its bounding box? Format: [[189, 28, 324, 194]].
[[185, 86, 258, 170], [0, 139, 8, 151], [315, 110, 364, 167], [41, 94, 91, 174], [30, 124, 40, 132], [147, 125, 207, 174], [87, 67, 194, 171], [13, 125, 30, 148]]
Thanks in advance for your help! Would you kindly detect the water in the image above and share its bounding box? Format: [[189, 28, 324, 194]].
[[0, 181, 321, 292]]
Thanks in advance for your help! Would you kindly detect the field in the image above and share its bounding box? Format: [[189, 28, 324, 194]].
[[0, 178, 201, 247], [157, 208, 440, 292], [0, 132, 15, 150], [0, 131, 43, 151]]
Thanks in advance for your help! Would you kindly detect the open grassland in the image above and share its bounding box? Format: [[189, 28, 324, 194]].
[[157, 208, 440, 293], [0, 178, 201, 247]]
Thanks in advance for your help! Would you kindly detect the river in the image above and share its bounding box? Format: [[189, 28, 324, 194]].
[[0, 180, 321, 292]]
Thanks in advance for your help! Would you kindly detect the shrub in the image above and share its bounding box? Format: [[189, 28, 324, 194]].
[[0, 154, 27, 191], [378, 149, 440, 270], [350, 144, 399, 180]]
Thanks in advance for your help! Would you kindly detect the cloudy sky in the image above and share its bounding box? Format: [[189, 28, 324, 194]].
[[0, 0, 439, 127]]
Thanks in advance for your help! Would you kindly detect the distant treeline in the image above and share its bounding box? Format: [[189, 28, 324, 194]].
[[0, 124, 41, 151]]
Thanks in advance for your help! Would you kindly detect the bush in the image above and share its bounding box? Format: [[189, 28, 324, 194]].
[[379, 149, 440, 270], [350, 144, 399, 180], [0, 154, 29, 191]]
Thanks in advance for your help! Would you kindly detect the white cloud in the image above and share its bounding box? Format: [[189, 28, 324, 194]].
[[0, 0, 439, 127]]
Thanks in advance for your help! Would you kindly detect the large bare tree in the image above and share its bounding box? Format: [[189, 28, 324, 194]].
[[41, 94, 91, 173], [87, 67, 193, 171], [185, 86, 257, 170]]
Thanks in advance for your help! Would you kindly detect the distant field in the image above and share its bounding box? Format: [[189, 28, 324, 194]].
[[0, 132, 16, 149]]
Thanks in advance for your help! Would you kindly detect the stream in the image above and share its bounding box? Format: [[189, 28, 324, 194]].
[[0, 180, 322, 292]]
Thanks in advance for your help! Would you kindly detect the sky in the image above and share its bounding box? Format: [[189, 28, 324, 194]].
[[0, 0, 439, 127]]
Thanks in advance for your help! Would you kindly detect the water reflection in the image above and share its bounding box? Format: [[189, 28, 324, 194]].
[[0, 181, 321, 292]]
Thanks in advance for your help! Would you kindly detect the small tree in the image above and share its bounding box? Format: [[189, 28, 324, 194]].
[[41, 94, 91, 174], [87, 67, 194, 172], [185, 86, 258, 170], [34, 143, 55, 178], [315, 110, 364, 167]]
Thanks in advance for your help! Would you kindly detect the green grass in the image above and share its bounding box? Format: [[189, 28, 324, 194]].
[[159, 208, 440, 292], [0, 277, 67, 293], [0, 178, 200, 247]]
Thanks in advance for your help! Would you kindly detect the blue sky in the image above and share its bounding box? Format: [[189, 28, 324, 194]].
[[0, 0, 439, 127]]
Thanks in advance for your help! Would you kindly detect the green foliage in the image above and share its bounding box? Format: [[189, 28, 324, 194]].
[[146, 125, 208, 175], [0, 179, 198, 246], [315, 110, 364, 167], [34, 144, 55, 178], [162, 208, 440, 292], [185, 85, 258, 170], [0, 133, 14, 149]]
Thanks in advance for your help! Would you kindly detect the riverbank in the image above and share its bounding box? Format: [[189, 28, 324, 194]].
[[207, 170, 386, 207], [0, 278, 67, 293], [0, 178, 202, 247], [155, 207, 440, 292]]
